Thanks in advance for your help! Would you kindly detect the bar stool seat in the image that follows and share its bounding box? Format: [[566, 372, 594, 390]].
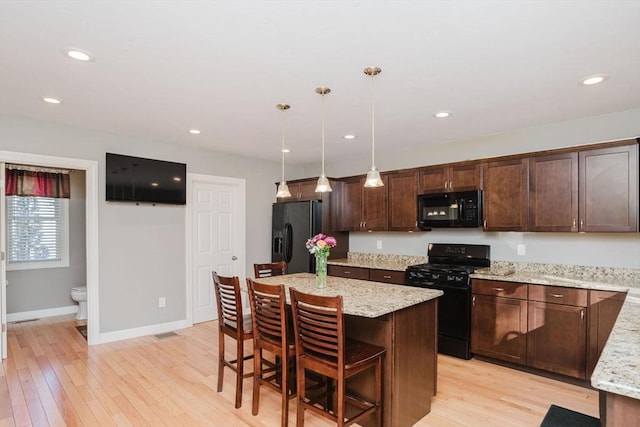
[[289, 288, 386, 427], [212, 271, 253, 409]]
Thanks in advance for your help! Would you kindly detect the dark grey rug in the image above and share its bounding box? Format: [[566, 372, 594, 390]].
[[540, 404, 599, 427]]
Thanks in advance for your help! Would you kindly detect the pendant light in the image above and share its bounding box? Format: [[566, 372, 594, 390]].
[[315, 87, 332, 193], [275, 103, 292, 198], [363, 66, 384, 187]]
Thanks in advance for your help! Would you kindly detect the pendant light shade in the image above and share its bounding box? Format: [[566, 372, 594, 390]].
[[363, 66, 384, 188], [315, 86, 332, 193], [275, 103, 292, 198]]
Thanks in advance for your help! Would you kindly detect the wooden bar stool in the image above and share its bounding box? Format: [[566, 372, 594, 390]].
[[253, 261, 287, 278], [289, 288, 386, 427], [247, 279, 296, 427], [212, 271, 253, 408]]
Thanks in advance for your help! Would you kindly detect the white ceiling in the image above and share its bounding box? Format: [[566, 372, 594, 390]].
[[1, 1, 639, 166]]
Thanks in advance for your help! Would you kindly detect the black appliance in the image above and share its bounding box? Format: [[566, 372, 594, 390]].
[[272, 201, 322, 274], [105, 153, 187, 205], [417, 190, 483, 230], [405, 243, 490, 359]]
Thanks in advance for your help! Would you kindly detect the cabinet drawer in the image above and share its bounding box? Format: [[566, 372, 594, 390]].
[[472, 280, 528, 299], [529, 285, 587, 307], [327, 265, 370, 280], [369, 269, 405, 285]]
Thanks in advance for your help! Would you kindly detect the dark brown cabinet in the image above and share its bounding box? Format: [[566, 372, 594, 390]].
[[327, 264, 370, 280], [471, 280, 528, 365], [587, 290, 626, 378], [337, 175, 388, 231], [527, 285, 588, 379], [529, 152, 579, 232], [579, 143, 638, 232], [419, 162, 481, 194], [275, 178, 322, 202], [482, 158, 529, 231], [327, 265, 405, 285], [387, 170, 419, 231]]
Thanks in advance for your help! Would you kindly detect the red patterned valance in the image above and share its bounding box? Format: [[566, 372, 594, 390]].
[[5, 166, 70, 198]]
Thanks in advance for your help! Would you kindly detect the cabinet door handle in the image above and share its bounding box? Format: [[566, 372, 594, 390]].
[[580, 218, 584, 229], [549, 293, 564, 298], [383, 275, 391, 279], [493, 287, 504, 292], [444, 180, 448, 190], [344, 271, 351, 275], [472, 295, 476, 306], [581, 310, 584, 321], [572, 218, 577, 231], [483, 220, 487, 230]]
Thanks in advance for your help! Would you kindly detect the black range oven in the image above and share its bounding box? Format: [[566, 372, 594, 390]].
[[405, 243, 490, 359]]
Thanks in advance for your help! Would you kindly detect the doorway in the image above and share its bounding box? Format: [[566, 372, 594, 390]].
[[0, 151, 98, 358], [186, 173, 246, 324]]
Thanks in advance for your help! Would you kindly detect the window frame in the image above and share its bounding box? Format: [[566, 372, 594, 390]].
[[6, 195, 70, 271]]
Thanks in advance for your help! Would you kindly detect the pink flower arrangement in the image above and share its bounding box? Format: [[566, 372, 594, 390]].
[[306, 233, 337, 256]]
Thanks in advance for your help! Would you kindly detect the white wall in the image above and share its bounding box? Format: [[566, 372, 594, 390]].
[[0, 115, 303, 333], [315, 109, 640, 269]]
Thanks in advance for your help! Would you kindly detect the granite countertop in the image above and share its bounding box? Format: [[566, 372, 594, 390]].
[[328, 253, 428, 272], [252, 272, 442, 318]]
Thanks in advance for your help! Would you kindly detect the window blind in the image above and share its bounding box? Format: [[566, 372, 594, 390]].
[[6, 196, 64, 263]]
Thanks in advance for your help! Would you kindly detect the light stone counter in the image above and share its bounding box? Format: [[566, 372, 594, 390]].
[[328, 252, 428, 272], [254, 272, 442, 318]]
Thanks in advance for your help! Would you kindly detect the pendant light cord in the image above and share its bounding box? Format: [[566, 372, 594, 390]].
[[370, 72, 376, 170], [321, 92, 326, 176], [281, 108, 286, 181]]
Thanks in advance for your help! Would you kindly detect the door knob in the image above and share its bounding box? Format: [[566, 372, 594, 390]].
[[231, 256, 238, 261]]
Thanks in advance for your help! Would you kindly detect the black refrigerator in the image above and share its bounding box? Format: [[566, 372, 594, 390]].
[[271, 200, 322, 274]]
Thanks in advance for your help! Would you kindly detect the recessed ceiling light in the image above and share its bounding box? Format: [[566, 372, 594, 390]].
[[151, 182, 159, 187], [189, 129, 201, 134], [343, 134, 357, 140], [42, 97, 61, 104], [173, 177, 182, 182], [65, 49, 94, 62], [581, 75, 607, 85], [281, 148, 291, 153], [434, 111, 452, 118]]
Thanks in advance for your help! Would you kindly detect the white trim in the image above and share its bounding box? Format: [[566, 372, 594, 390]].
[[98, 319, 191, 344], [185, 173, 246, 325], [7, 305, 78, 322], [0, 151, 100, 347]]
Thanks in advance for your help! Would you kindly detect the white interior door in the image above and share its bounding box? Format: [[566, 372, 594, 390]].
[[1, 164, 7, 359], [189, 174, 245, 324]]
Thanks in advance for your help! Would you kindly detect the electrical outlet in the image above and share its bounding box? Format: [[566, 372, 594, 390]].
[[376, 240, 382, 250], [517, 244, 526, 256], [158, 297, 166, 308]]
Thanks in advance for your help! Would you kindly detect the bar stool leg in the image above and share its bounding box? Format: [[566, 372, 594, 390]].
[[252, 348, 261, 415], [376, 360, 383, 427], [217, 333, 225, 392], [235, 334, 244, 408], [296, 365, 306, 427]]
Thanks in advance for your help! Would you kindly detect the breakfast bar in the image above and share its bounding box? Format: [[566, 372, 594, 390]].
[[255, 272, 443, 427]]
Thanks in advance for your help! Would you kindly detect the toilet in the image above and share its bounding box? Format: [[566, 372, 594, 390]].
[[71, 286, 87, 320]]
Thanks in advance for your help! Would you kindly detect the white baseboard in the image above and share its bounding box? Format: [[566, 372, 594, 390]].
[[95, 319, 192, 345], [7, 305, 78, 322]]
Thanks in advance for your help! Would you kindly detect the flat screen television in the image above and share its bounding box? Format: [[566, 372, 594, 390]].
[[105, 153, 187, 205]]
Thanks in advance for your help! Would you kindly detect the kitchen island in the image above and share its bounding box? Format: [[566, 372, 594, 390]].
[[254, 272, 443, 427]]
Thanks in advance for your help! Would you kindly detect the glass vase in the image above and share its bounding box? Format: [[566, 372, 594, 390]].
[[315, 252, 328, 289]]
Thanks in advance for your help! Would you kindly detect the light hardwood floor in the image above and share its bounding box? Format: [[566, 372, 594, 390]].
[[2, 315, 599, 426]]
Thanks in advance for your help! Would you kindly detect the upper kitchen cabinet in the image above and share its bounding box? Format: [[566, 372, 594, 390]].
[[275, 178, 323, 202], [578, 143, 638, 232], [418, 162, 481, 194], [529, 152, 579, 232], [388, 170, 419, 231], [337, 175, 388, 231], [482, 158, 529, 231]]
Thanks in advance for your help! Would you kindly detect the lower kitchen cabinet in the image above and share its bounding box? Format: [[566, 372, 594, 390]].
[[527, 300, 587, 379], [328, 265, 406, 285], [471, 280, 528, 365], [327, 264, 370, 280], [587, 290, 626, 378]]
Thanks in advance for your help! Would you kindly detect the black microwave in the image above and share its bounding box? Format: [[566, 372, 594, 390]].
[[417, 190, 483, 229]]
